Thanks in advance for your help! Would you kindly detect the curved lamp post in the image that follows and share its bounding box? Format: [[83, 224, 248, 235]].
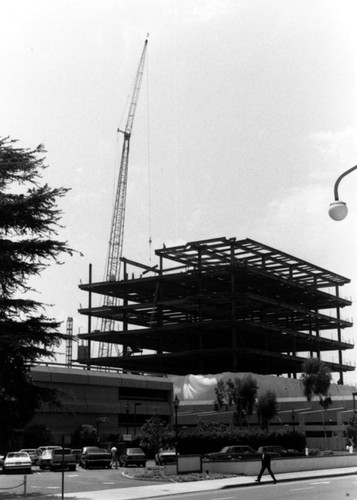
[[125, 403, 129, 435], [134, 402, 142, 435], [329, 165, 357, 221], [291, 409, 296, 451]]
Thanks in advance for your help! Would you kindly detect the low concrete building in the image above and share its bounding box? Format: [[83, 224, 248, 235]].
[[30, 364, 173, 445], [30, 366, 356, 451], [172, 372, 357, 451]]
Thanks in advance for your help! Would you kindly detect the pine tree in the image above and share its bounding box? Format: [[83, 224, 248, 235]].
[[0, 137, 74, 451]]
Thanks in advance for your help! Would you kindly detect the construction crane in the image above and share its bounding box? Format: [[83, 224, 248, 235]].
[[98, 38, 149, 358]]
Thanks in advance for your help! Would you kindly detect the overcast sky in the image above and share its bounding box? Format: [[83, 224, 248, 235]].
[[2, 0, 357, 384]]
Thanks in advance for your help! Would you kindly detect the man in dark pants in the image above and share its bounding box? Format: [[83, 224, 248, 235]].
[[255, 451, 277, 483]]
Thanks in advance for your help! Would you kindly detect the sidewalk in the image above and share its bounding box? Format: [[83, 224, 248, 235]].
[[57, 466, 357, 499]]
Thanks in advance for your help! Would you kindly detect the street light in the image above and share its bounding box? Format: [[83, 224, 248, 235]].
[[328, 165, 357, 221], [291, 409, 296, 451], [353, 392, 357, 413], [125, 403, 129, 435], [173, 395, 180, 462], [134, 402, 142, 435]]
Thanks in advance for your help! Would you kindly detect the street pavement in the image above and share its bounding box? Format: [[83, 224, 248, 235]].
[[55, 466, 357, 499]]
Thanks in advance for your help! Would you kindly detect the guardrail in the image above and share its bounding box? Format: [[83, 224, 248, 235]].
[[0, 474, 28, 497]]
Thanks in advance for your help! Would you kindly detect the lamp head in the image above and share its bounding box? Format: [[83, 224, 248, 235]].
[[328, 201, 348, 221], [173, 395, 180, 409]]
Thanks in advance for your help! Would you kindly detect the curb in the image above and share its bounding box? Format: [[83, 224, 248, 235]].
[[222, 469, 357, 489], [121, 470, 174, 483]]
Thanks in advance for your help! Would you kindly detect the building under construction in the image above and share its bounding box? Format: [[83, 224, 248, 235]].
[[78, 236, 354, 383]]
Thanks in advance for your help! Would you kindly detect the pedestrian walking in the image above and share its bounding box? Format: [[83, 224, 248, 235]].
[[255, 451, 277, 483], [346, 439, 354, 454], [111, 445, 118, 469]]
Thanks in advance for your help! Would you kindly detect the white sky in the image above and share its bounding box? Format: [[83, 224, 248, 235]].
[[1, 0, 357, 384]]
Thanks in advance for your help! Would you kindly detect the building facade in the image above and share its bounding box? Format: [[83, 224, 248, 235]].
[[31, 364, 173, 445], [29, 365, 356, 451]]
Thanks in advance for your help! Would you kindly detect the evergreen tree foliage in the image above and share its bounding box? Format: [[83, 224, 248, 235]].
[[0, 137, 74, 450], [23, 423, 52, 448], [71, 424, 98, 447], [301, 358, 332, 402], [346, 414, 357, 449], [213, 375, 258, 426], [237, 374, 258, 424], [140, 416, 171, 457], [301, 357, 332, 449], [213, 379, 230, 411], [256, 389, 278, 429]]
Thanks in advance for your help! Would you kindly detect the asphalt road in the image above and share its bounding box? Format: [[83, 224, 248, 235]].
[[0, 464, 159, 497]]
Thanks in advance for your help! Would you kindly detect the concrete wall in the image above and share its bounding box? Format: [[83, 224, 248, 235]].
[[165, 453, 357, 476]]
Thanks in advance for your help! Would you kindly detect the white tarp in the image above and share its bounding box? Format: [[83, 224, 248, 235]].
[[167, 372, 354, 402]]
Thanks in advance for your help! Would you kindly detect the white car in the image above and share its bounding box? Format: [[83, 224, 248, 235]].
[[155, 448, 177, 465], [3, 452, 32, 474]]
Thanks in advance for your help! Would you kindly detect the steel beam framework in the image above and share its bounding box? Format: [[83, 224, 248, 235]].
[[78, 237, 354, 382]]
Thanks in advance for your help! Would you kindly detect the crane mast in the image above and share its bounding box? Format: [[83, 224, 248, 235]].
[[98, 38, 148, 358]]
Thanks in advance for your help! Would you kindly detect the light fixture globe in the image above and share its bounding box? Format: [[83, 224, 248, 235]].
[[328, 201, 348, 221]]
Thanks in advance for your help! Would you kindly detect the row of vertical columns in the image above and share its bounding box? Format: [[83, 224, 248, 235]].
[[230, 242, 238, 371], [335, 285, 343, 385], [122, 260, 128, 356], [197, 247, 203, 373], [86, 263, 92, 370]]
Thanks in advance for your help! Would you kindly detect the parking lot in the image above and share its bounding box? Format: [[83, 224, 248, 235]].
[[0, 462, 159, 497]]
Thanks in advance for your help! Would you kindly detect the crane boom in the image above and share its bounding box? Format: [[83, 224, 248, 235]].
[[98, 39, 148, 357]]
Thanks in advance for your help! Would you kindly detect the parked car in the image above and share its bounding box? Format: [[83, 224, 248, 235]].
[[39, 449, 59, 470], [80, 446, 112, 469], [71, 449, 82, 463], [37, 446, 61, 459], [257, 445, 287, 457], [19, 448, 40, 465], [38, 447, 71, 470], [285, 448, 305, 457], [3, 451, 32, 474], [155, 448, 177, 465], [48, 448, 76, 471], [257, 446, 303, 458], [119, 447, 146, 467], [202, 445, 258, 461]]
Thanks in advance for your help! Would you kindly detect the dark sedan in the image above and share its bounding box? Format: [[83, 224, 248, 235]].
[[119, 447, 146, 467], [203, 445, 258, 461], [80, 447, 112, 469], [257, 446, 304, 457]]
